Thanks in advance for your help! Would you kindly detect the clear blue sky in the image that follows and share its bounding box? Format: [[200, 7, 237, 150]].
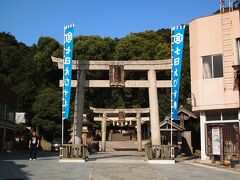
[[0, 0, 220, 46]]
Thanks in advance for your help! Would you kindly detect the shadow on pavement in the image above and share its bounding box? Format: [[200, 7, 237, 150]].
[[0, 150, 59, 179], [0, 150, 58, 161], [0, 160, 31, 180]]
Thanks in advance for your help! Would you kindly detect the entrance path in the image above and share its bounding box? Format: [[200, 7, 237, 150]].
[[90, 163, 165, 180], [1, 151, 240, 180], [89, 151, 145, 163]]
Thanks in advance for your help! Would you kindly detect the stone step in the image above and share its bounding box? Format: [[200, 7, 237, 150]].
[[103, 140, 149, 152]]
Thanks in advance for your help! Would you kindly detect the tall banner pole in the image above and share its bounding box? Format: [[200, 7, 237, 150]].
[[171, 25, 185, 157], [170, 27, 173, 149], [62, 24, 75, 144], [62, 26, 65, 145]]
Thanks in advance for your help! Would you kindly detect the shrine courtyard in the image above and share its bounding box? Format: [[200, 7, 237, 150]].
[[1, 150, 240, 180]]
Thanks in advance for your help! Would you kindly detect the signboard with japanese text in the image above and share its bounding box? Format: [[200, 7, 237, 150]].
[[63, 24, 74, 120], [212, 127, 221, 155], [171, 26, 185, 120]]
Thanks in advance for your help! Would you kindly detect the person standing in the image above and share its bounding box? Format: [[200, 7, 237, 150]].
[[29, 131, 39, 160]]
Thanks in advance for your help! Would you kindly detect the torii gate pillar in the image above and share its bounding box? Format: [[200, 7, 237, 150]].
[[148, 69, 161, 145], [136, 112, 142, 151], [75, 70, 85, 145], [101, 113, 107, 152]]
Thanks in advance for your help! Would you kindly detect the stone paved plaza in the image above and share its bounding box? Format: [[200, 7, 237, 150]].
[[1, 151, 240, 180]]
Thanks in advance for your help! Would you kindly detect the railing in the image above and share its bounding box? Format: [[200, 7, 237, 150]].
[[145, 145, 175, 160], [60, 144, 88, 160]]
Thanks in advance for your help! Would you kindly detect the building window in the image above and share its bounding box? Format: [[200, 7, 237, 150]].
[[202, 55, 223, 79], [237, 38, 240, 65], [6, 106, 15, 122], [206, 109, 238, 121], [0, 103, 15, 122], [222, 109, 238, 120], [0, 103, 6, 120], [206, 110, 221, 121]]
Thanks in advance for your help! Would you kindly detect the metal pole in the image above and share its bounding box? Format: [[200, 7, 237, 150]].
[[229, 0, 233, 12], [238, 110, 240, 161], [170, 27, 173, 147], [62, 119, 64, 145], [238, 121, 240, 161], [62, 26, 65, 145], [220, 0, 222, 13], [170, 27, 174, 158], [229, 0, 230, 12]]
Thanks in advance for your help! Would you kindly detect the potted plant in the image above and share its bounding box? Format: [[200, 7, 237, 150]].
[[230, 155, 239, 168]]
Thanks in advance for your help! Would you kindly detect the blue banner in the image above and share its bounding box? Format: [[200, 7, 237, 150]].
[[171, 26, 185, 120], [63, 24, 74, 120]]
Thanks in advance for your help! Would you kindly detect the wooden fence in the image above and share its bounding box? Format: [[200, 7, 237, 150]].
[[59, 144, 88, 160], [145, 145, 175, 160]]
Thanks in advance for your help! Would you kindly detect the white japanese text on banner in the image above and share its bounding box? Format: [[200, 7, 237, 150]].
[[63, 24, 74, 120], [171, 26, 185, 120]]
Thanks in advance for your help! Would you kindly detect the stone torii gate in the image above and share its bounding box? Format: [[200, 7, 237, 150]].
[[51, 57, 171, 147], [90, 107, 150, 152]]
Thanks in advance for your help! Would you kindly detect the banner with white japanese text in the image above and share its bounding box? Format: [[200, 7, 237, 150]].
[[171, 26, 185, 120], [63, 24, 74, 120]]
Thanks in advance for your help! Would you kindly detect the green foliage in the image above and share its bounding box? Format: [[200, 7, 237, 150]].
[[32, 87, 62, 140], [0, 33, 63, 139], [115, 31, 169, 60], [33, 37, 62, 87], [74, 36, 117, 60]]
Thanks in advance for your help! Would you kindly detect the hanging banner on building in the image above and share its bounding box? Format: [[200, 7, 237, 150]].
[[212, 127, 221, 155], [63, 24, 74, 120], [171, 26, 185, 120]]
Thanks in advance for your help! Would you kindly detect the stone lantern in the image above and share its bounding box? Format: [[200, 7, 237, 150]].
[[82, 114, 90, 146]]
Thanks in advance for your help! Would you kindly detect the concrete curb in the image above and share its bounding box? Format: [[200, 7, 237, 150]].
[[87, 159, 146, 164], [59, 159, 86, 163], [184, 161, 240, 175], [148, 159, 175, 164]]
